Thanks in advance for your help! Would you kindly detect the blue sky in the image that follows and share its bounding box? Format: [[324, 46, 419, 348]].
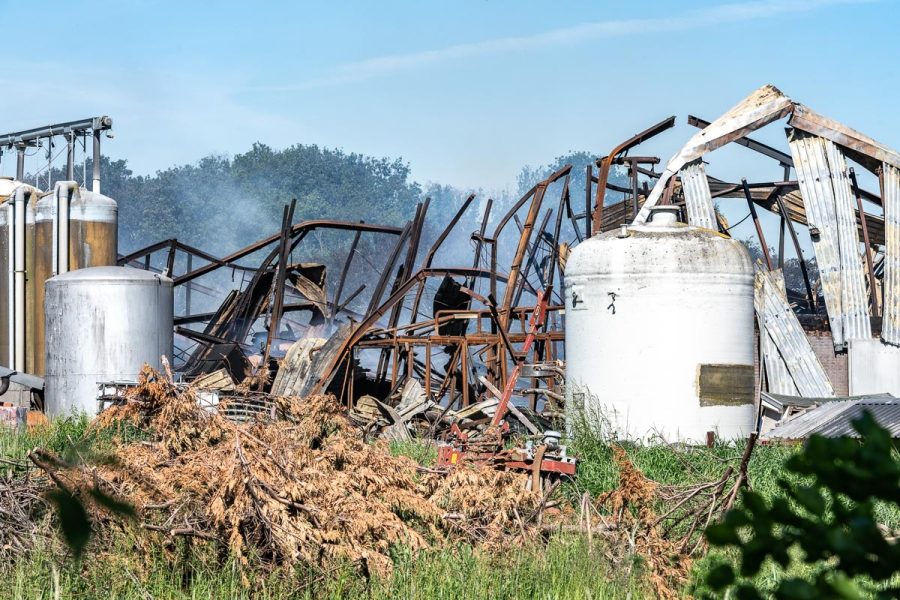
[[0, 0, 897, 191]]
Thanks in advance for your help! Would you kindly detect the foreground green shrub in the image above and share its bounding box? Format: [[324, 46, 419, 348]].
[[704, 412, 900, 599]]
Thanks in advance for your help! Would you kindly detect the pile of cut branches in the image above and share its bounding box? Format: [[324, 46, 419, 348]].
[[33, 367, 542, 579], [0, 460, 51, 559]]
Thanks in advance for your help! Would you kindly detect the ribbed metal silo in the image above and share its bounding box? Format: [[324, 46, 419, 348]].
[[564, 206, 756, 443], [44, 266, 173, 417]]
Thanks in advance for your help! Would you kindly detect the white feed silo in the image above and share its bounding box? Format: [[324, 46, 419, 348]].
[[44, 266, 173, 417], [564, 206, 756, 442]]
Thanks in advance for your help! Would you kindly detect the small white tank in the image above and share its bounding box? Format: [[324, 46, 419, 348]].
[[44, 266, 173, 417], [564, 206, 756, 442]]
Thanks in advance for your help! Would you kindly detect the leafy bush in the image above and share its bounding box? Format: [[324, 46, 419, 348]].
[[704, 412, 900, 599]]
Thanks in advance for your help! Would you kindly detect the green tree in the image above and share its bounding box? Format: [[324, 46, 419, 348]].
[[45, 144, 424, 257]]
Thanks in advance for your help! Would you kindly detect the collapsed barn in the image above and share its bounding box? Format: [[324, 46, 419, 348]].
[[2, 84, 900, 456]]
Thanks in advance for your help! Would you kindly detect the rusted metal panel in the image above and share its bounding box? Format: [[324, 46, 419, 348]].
[[680, 160, 717, 230], [754, 270, 833, 397], [825, 141, 871, 344], [636, 84, 793, 224], [884, 164, 900, 345], [790, 103, 900, 172], [788, 131, 846, 349]]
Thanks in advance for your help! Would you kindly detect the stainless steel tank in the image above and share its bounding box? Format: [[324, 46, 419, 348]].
[[564, 206, 756, 443], [45, 266, 173, 417], [0, 182, 39, 369], [34, 190, 54, 374], [0, 178, 19, 367], [34, 182, 118, 375]]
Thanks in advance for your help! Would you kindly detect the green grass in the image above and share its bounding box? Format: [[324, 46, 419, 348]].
[[389, 438, 438, 467], [0, 414, 92, 460], [2, 537, 643, 600], [0, 412, 148, 465]]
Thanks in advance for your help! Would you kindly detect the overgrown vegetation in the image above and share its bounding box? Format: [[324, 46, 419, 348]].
[[3, 400, 898, 598]]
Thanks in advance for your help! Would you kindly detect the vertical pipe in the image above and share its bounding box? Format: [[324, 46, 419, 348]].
[[55, 183, 72, 275], [51, 188, 58, 278], [13, 187, 26, 372], [92, 129, 101, 193], [15, 146, 25, 181], [7, 203, 14, 368], [66, 132, 75, 181]]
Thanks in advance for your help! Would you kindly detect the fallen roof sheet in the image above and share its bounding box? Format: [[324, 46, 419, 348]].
[[760, 391, 892, 411], [762, 395, 900, 440]]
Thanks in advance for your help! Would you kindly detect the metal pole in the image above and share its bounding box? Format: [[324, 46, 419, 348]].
[[778, 215, 786, 269], [741, 179, 774, 271], [774, 193, 815, 312], [630, 160, 639, 222], [185, 253, 193, 316], [584, 164, 592, 238], [851, 167, 879, 317], [92, 129, 101, 193]]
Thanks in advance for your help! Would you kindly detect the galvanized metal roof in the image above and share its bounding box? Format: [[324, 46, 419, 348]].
[[762, 395, 900, 440]]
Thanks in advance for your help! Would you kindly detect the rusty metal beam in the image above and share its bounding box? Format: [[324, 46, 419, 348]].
[[592, 115, 676, 233], [172, 220, 403, 285]]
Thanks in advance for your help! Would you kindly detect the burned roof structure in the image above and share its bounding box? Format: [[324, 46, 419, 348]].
[[117, 83, 900, 442]]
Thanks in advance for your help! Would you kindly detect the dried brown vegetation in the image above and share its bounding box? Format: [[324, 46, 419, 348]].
[[595, 446, 692, 600], [50, 367, 541, 580]]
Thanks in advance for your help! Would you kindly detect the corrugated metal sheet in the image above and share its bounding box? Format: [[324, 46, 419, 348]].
[[680, 160, 718, 230], [756, 270, 799, 395], [762, 396, 900, 440], [825, 141, 871, 344], [762, 391, 891, 409], [755, 270, 834, 397], [882, 164, 900, 345], [788, 131, 872, 350]]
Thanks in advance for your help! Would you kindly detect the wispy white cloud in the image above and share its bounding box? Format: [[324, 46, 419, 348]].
[[0, 59, 296, 177], [259, 0, 873, 92]]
